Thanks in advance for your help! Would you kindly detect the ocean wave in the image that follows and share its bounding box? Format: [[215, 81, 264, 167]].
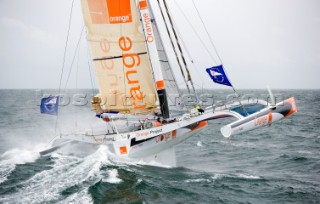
[[197, 141, 203, 147], [236, 173, 261, 180], [0, 148, 40, 165], [0, 148, 40, 184], [58, 188, 92, 204], [279, 154, 309, 162], [135, 159, 173, 168], [183, 172, 262, 184], [212, 173, 262, 181], [0, 145, 116, 203], [297, 150, 314, 155], [102, 169, 122, 184], [185, 178, 211, 183]]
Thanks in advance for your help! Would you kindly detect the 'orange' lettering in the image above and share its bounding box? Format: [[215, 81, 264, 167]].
[[123, 53, 141, 68], [118, 35, 146, 110], [126, 70, 138, 84], [118, 37, 132, 51], [101, 58, 114, 70], [100, 39, 110, 53], [134, 102, 146, 109], [130, 86, 144, 100]]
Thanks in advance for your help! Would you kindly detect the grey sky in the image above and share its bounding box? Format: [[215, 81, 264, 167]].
[[0, 0, 319, 89]]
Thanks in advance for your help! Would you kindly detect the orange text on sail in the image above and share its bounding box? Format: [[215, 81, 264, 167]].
[[119, 36, 145, 109], [142, 13, 154, 42]]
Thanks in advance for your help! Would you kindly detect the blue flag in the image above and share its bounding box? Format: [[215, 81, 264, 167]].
[[40, 96, 59, 115], [206, 65, 232, 87]]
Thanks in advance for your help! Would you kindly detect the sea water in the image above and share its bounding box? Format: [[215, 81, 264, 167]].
[[0, 89, 319, 203]]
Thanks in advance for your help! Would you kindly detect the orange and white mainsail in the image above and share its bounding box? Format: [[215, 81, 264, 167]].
[[81, 0, 157, 114]]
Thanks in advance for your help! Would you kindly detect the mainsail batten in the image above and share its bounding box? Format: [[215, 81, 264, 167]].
[[81, 0, 158, 114]]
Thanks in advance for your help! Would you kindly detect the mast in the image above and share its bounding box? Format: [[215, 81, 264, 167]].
[[138, 0, 170, 118], [147, 0, 185, 111], [156, 0, 191, 95]]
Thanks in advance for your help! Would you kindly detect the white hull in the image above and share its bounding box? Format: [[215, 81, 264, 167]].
[[46, 97, 296, 160], [54, 110, 217, 159], [128, 122, 206, 158]]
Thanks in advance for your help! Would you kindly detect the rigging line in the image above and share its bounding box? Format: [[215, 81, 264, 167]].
[[191, 0, 223, 65], [64, 26, 85, 90], [162, 0, 198, 99], [173, 0, 218, 65], [187, 1, 247, 115], [170, 17, 205, 90], [147, 0, 184, 100], [84, 31, 97, 96], [171, 19, 193, 63], [76, 38, 81, 90], [54, 0, 75, 134], [231, 88, 249, 116], [86, 48, 96, 97], [74, 37, 81, 129], [156, 0, 191, 95], [190, 0, 247, 113]]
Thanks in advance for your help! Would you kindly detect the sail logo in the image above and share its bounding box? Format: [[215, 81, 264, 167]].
[[87, 0, 132, 24], [150, 129, 163, 135], [155, 131, 174, 143], [142, 13, 154, 42], [139, 1, 154, 43], [119, 36, 146, 109], [45, 97, 57, 105], [254, 115, 268, 126], [107, 0, 132, 24], [109, 15, 131, 24], [210, 70, 224, 83], [210, 70, 222, 77]]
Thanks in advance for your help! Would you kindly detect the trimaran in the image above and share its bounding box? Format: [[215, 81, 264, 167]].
[[40, 0, 297, 163]]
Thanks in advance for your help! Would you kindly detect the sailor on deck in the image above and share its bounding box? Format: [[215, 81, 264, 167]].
[[196, 104, 204, 114]]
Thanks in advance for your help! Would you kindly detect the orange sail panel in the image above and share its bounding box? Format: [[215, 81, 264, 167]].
[[81, 0, 157, 113]]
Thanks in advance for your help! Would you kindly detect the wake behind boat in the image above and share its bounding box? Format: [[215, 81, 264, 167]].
[[40, 0, 297, 162]]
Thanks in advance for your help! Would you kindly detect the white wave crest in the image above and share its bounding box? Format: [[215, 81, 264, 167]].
[[0, 145, 116, 203], [103, 169, 122, 184], [0, 148, 40, 184], [236, 173, 261, 179], [212, 173, 261, 181], [0, 149, 40, 165], [58, 189, 93, 204], [185, 178, 211, 183], [197, 141, 203, 147]]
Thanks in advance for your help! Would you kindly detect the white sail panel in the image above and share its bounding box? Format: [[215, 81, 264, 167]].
[[81, 0, 157, 113], [147, 0, 185, 110]]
